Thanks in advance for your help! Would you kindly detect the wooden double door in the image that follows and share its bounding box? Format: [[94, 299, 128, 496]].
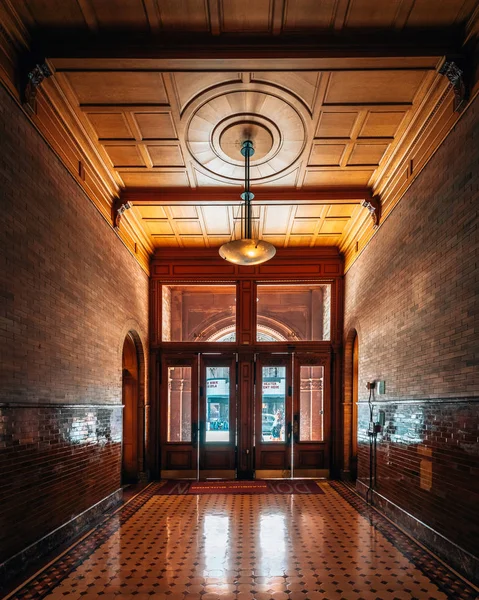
[[160, 352, 330, 480]]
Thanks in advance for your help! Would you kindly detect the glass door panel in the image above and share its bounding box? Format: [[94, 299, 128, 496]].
[[299, 365, 324, 442], [261, 366, 286, 442], [205, 366, 231, 442], [255, 354, 292, 479], [160, 355, 198, 479], [200, 355, 236, 478], [293, 354, 330, 478], [167, 366, 192, 442]]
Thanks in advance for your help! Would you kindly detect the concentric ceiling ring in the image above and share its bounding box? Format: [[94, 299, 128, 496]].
[[186, 90, 306, 184]]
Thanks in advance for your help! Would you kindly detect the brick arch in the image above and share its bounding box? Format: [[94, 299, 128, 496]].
[[343, 327, 359, 479]]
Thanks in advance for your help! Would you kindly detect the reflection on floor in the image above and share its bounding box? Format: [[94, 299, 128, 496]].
[[3, 482, 478, 600]]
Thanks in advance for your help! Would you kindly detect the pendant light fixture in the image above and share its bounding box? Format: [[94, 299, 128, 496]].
[[219, 140, 276, 266]]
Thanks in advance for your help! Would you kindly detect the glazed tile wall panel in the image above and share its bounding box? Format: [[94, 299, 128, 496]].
[[357, 400, 479, 558], [344, 93, 479, 567], [0, 405, 122, 563]]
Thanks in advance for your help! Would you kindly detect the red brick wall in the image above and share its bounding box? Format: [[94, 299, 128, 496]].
[[0, 83, 149, 565], [344, 95, 479, 562]]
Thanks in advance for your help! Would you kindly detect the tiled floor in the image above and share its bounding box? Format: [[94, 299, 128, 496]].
[[3, 482, 478, 600]]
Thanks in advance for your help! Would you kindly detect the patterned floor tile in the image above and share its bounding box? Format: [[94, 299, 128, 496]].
[[2, 482, 478, 600]]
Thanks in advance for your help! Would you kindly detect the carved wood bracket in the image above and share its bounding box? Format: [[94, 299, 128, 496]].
[[113, 200, 132, 230], [361, 196, 381, 228], [439, 59, 467, 112], [22, 60, 52, 114]]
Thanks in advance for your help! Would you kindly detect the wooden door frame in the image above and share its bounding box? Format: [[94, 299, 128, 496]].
[[159, 353, 199, 479], [199, 353, 237, 479], [254, 353, 293, 479], [292, 351, 332, 478]]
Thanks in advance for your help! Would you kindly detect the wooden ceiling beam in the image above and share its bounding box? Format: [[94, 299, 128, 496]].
[[35, 29, 464, 69], [121, 187, 373, 206]]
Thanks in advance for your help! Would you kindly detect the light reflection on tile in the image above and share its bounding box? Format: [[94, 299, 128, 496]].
[[5, 483, 478, 600]]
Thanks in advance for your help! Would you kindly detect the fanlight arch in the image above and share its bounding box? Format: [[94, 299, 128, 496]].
[[207, 324, 288, 342]]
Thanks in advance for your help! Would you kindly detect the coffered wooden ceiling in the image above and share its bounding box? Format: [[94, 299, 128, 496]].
[[3, 0, 479, 270]]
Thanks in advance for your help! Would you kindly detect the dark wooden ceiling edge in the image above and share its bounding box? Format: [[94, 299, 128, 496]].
[[29, 28, 465, 60]]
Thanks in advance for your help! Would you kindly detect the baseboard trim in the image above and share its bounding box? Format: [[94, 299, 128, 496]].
[[0, 488, 123, 587], [355, 480, 478, 585]]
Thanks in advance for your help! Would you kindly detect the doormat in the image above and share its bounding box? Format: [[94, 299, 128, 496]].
[[153, 480, 324, 495]]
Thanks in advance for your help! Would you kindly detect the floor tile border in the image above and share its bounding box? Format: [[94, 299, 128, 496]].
[[330, 481, 479, 600], [2, 482, 166, 600]]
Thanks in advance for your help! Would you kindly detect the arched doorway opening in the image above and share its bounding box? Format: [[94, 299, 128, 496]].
[[121, 332, 142, 483], [351, 334, 359, 479], [343, 328, 359, 480]]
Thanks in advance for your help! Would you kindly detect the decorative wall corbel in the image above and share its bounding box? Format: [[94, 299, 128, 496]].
[[21, 59, 52, 114], [439, 59, 467, 113], [113, 200, 132, 230], [361, 196, 381, 228]]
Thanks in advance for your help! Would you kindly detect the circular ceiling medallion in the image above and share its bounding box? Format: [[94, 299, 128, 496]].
[[213, 114, 281, 167], [186, 90, 305, 184], [219, 121, 274, 162]]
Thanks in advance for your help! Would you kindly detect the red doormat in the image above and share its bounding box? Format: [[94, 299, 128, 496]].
[[153, 480, 324, 495]]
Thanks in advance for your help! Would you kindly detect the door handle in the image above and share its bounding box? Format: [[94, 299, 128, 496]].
[[293, 415, 299, 443], [287, 421, 292, 442], [192, 421, 198, 445]]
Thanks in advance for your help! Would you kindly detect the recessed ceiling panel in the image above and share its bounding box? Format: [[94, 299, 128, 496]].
[[325, 205, 356, 218], [67, 72, 169, 105], [359, 111, 406, 138], [182, 237, 207, 247], [304, 170, 374, 186], [91, 0, 149, 29], [201, 206, 231, 235], [282, 0, 336, 30], [24, 0, 87, 27], [251, 72, 320, 111], [221, 0, 273, 32], [291, 220, 318, 235], [325, 71, 425, 105], [316, 112, 358, 139], [263, 206, 292, 234], [147, 145, 184, 167], [104, 145, 144, 167], [144, 220, 175, 235], [319, 219, 349, 234], [175, 220, 203, 235], [295, 206, 325, 219], [87, 113, 133, 140], [345, 0, 402, 27], [406, 0, 467, 26], [137, 206, 168, 219], [169, 206, 199, 219], [157, 0, 210, 30], [348, 143, 389, 166], [172, 72, 242, 113], [309, 143, 346, 166], [120, 172, 190, 187], [134, 113, 177, 139]]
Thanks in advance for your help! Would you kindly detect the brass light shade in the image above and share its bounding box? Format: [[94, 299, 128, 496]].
[[219, 140, 276, 266]]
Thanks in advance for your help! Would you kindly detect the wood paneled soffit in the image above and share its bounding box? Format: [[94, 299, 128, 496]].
[[2, 0, 479, 275]]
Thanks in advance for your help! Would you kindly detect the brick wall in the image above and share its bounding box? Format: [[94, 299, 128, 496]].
[[0, 83, 149, 566], [344, 94, 479, 566]]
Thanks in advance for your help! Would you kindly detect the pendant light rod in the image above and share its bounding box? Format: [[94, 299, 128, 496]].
[[241, 140, 254, 240], [219, 139, 276, 266]]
